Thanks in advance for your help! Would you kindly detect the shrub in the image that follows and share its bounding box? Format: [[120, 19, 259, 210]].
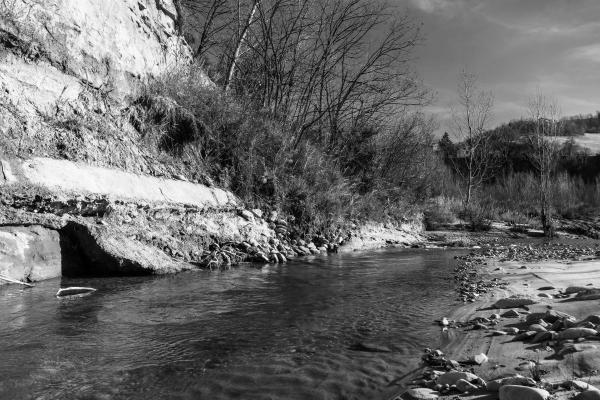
[[423, 197, 459, 230], [459, 203, 493, 231]]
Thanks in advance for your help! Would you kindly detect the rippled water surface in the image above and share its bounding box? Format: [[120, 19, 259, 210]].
[[0, 248, 463, 400]]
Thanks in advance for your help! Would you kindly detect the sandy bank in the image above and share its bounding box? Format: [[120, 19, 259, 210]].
[[395, 242, 600, 400]]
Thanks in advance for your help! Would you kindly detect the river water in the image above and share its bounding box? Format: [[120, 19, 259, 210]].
[[0, 248, 463, 400]]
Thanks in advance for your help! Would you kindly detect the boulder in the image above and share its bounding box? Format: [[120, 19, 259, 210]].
[[558, 343, 598, 356], [580, 315, 600, 325], [492, 297, 536, 309], [61, 221, 192, 275], [574, 390, 600, 400], [544, 310, 575, 323], [557, 328, 598, 341], [0, 225, 62, 283], [499, 385, 549, 400]]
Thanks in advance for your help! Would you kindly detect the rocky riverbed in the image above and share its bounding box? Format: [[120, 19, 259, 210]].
[[396, 240, 600, 400]]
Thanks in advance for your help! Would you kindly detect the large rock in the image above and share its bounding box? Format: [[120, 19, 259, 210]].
[[14, 157, 237, 209], [492, 297, 536, 308], [0, 225, 61, 283], [499, 385, 549, 400], [61, 221, 192, 276], [574, 390, 600, 400]]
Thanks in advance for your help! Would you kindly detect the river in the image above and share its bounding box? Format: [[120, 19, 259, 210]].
[[0, 248, 463, 400]]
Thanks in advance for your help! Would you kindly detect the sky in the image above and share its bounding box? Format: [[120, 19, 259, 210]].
[[403, 0, 600, 135]]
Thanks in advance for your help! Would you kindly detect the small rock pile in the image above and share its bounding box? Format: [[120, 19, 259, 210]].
[[403, 348, 550, 399], [479, 243, 600, 263], [453, 253, 507, 302]]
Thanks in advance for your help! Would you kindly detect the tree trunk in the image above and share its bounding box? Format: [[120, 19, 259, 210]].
[[224, 0, 260, 93]]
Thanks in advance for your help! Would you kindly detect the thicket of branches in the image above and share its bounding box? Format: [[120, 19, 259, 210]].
[[182, 0, 429, 143], [132, 0, 437, 236]]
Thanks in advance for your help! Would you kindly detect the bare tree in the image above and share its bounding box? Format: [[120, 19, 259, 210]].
[[183, 0, 231, 60], [527, 90, 562, 237], [450, 70, 494, 207], [224, 0, 261, 92], [240, 0, 428, 146]]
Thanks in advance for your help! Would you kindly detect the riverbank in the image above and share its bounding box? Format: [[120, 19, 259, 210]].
[[396, 240, 600, 400], [0, 155, 429, 284]]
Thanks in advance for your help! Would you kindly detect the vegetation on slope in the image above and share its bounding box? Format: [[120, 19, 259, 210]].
[[129, 0, 439, 238]]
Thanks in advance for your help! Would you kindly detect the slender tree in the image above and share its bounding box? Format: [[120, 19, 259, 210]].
[[450, 70, 494, 207], [527, 90, 562, 237]]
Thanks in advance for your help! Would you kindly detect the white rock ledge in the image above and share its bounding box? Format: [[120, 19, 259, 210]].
[[11, 157, 238, 209]]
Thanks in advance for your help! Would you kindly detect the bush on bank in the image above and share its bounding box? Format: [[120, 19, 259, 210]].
[[129, 65, 439, 238]]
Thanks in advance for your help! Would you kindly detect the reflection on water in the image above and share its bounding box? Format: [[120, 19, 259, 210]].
[[0, 248, 463, 400]]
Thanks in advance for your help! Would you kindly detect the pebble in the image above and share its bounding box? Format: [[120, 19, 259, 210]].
[[502, 309, 521, 318], [437, 371, 479, 386], [487, 375, 536, 392], [528, 324, 547, 332], [470, 353, 488, 365], [516, 361, 537, 371], [514, 331, 537, 341], [455, 378, 479, 392], [404, 388, 440, 399]]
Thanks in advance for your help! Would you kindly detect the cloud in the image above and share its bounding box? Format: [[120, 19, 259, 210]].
[[407, 0, 600, 134], [570, 44, 600, 63], [408, 0, 467, 15]]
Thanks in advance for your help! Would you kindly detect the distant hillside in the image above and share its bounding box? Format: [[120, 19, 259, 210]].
[[562, 112, 600, 134], [552, 133, 600, 155]]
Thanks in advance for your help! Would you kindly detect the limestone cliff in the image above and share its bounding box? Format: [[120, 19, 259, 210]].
[[0, 0, 283, 283], [0, 0, 199, 111], [0, 0, 210, 176]]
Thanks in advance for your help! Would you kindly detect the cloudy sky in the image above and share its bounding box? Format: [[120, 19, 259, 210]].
[[404, 0, 600, 134]]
